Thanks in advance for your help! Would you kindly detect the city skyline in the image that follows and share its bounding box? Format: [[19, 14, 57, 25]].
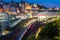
[[1, 0, 60, 8]]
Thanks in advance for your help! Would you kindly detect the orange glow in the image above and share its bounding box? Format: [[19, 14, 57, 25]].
[[25, 5, 32, 10], [0, 8, 3, 12]]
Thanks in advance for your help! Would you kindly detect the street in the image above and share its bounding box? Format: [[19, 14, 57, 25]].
[[20, 21, 45, 40]]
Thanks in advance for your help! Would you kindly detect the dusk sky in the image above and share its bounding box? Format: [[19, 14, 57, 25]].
[[2, 0, 60, 8]]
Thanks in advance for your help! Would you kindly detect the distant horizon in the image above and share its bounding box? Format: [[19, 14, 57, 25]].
[[1, 0, 60, 8]]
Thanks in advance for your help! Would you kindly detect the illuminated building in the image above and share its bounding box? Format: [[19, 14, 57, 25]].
[[20, 2, 25, 14], [25, 5, 32, 10], [9, 1, 17, 15], [10, 7, 17, 15], [3, 5, 10, 13], [0, 0, 3, 8], [0, 8, 3, 12], [0, 12, 10, 35]]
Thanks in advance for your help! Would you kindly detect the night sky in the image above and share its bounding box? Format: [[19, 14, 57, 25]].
[[2, 0, 60, 8]]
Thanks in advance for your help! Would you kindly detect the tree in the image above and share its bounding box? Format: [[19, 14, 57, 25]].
[[37, 19, 60, 40], [26, 19, 60, 40], [58, 12, 60, 16], [27, 34, 35, 40], [54, 19, 60, 40]]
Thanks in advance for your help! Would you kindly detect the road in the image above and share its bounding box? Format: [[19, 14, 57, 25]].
[[16, 19, 38, 40], [0, 19, 37, 40], [17, 21, 45, 40], [0, 19, 45, 40]]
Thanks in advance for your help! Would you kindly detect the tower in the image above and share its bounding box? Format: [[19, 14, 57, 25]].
[[9, 0, 17, 15], [20, 0, 25, 14]]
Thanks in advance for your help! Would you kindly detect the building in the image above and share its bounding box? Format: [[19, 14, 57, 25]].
[[9, 1, 17, 15], [25, 3, 32, 10], [3, 4, 10, 13], [0, 0, 3, 8], [20, 2, 25, 14]]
